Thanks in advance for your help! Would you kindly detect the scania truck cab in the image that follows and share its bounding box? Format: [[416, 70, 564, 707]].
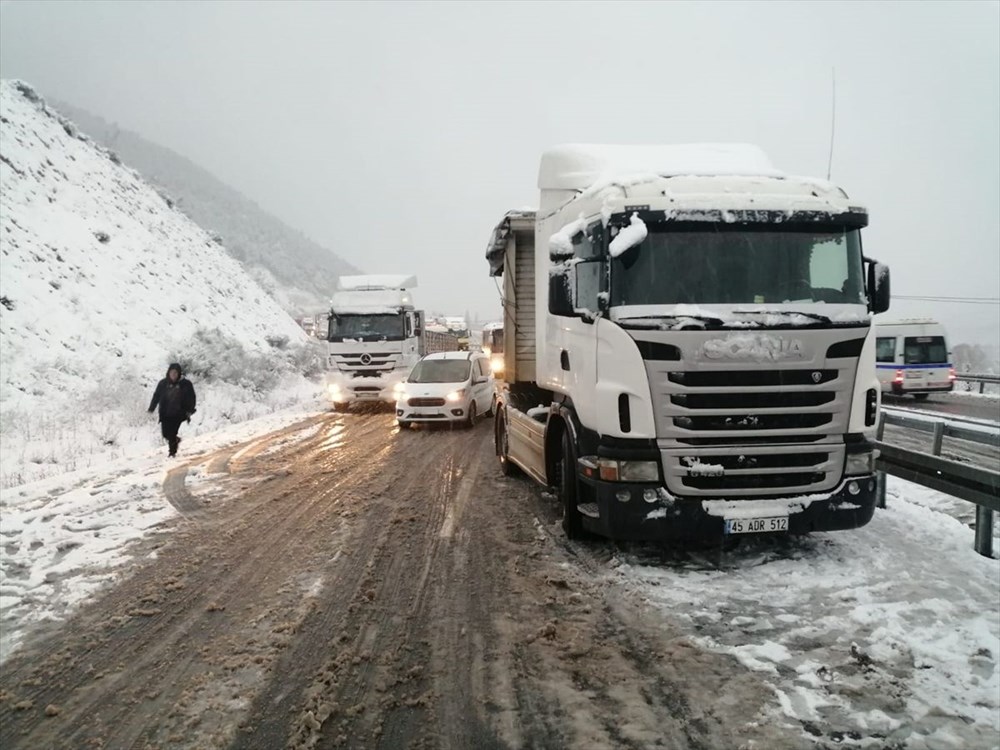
[[487, 144, 891, 542], [326, 274, 425, 409]]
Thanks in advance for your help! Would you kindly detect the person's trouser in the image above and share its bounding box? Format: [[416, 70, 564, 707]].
[[160, 417, 183, 455]]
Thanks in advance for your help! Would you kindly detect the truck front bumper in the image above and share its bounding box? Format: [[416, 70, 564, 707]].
[[327, 376, 400, 406], [578, 474, 878, 543]]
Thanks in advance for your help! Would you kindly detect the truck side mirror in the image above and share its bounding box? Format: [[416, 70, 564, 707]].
[[867, 262, 890, 314], [549, 270, 574, 317]]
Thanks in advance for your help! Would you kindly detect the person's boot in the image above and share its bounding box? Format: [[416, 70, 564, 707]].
[[168, 437, 178, 457]]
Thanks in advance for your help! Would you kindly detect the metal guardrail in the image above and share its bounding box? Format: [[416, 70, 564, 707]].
[[955, 373, 1000, 394], [877, 411, 999, 557]]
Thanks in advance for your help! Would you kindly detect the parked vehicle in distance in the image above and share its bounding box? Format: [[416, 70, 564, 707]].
[[481, 321, 504, 375], [875, 319, 955, 399], [394, 351, 494, 429]]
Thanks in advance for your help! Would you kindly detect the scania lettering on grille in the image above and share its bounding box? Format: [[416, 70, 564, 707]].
[[702, 334, 806, 361]]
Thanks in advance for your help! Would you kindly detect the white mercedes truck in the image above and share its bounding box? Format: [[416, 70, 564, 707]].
[[487, 144, 891, 541], [326, 274, 426, 409]]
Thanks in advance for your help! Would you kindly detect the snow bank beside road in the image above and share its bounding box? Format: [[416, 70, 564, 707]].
[[0, 399, 328, 663], [0, 79, 322, 487], [619, 478, 1000, 749]]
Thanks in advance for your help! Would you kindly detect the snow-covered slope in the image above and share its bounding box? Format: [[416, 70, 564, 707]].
[[49, 99, 359, 314], [0, 79, 320, 486]]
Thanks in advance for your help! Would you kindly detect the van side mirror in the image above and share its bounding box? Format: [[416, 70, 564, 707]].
[[549, 270, 574, 316], [867, 261, 890, 314]]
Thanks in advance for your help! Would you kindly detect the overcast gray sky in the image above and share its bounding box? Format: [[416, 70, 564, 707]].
[[2, 0, 998, 344]]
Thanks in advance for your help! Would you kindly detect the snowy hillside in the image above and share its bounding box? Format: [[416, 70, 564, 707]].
[[0, 80, 323, 487], [49, 100, 358, 314]]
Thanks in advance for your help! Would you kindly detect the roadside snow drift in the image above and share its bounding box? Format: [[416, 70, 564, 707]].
[[0, 79, 319, 486]]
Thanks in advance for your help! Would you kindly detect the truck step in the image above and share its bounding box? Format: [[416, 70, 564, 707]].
[[577, 502, 600, 518]]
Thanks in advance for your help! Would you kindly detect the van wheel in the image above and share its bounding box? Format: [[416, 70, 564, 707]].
[[497, 413, 519, 476], [558, 431, 585, 539], [914, 393, 929, 401], [465, 401, 477, 429]]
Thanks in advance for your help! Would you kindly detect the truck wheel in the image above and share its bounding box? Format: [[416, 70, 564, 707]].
[[465, 401, 477, 429], [558, 431, 585, 539], [497, 413, 519, 476]]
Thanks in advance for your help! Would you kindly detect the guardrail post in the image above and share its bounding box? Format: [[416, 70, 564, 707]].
[[932, 422, 945, 456], [876, 470, 887, 509], [981, 381, 986, 394], [877, 412, 886, 441], [975, 506, 994, 558]]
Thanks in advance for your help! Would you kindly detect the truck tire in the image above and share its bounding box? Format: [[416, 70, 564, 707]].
[[497, 413, 519, 477], [559, 431, 585, 539], [465, 401, 477, 429]]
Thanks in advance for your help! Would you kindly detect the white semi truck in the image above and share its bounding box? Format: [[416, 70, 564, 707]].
[[486, 144, 891, 541], [326, 275, 457, 409]]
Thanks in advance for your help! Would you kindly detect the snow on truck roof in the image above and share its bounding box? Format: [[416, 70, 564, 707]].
[[337, 274, 416, 291], [538, 143, 784, 190]]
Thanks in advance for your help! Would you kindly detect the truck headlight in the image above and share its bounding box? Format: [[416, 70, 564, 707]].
[[844, 451, 874, 476], [328, 384, 343, 399], [446, 389, 466, 403], [597, 459, 660, 482]]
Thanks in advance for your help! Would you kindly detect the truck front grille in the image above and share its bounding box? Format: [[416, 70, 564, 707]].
[[660, 445, 843, 497], [683, 472, 825, 491], [650, 365, 854, 496], [674, 413, 833, 431], [668, 370, 838, 387], [634, 330, 865, 498]]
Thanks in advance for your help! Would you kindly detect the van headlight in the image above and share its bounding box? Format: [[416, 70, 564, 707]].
[[446, 389, 466, 403], [844, 450, 874, 476]]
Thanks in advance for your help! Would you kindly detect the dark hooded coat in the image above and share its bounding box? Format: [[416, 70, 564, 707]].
[[148, 362, 197, 422]]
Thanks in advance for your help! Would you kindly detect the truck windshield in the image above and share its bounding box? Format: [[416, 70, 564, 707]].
[[610, 224, 866, 309], [408, 359, 471, 383], [328, 314, 404, 341]]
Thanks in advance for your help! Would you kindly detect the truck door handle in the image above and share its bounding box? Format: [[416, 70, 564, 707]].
[[560, 350, 570, 371]]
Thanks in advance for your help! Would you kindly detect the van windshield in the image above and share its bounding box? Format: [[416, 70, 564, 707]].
[[903, 336, 948, 365], [408, 360, 471, 383]]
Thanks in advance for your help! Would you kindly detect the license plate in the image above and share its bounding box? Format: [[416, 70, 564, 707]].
[[905, 371, 922, 379], [725, 516, 788, 535]]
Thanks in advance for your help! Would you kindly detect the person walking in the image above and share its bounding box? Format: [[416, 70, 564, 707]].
[[148, 362, 197, 457]]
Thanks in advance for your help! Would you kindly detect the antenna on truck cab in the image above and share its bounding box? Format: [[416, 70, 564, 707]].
[[826, 67, 836, 181]]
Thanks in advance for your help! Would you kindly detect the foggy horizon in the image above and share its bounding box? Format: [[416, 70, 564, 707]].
[[1, 0, 997, 343]]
